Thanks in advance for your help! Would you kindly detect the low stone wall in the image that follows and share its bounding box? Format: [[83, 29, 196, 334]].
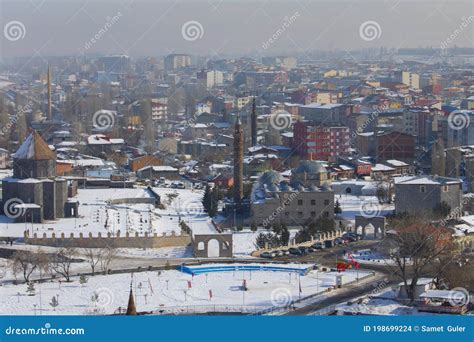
[[251, 230, 343, 257], [108, 197, 156, 205], [24, 231, 191, 248]]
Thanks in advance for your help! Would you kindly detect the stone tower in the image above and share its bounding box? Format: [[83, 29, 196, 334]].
[[13, 130, 56, 179], [251, 96, 257, 146], [431, 138, 446, 176], [233, 115, 244, 208], [47, 65, 52, 120]]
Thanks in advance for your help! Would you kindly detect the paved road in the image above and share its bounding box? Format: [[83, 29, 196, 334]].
[[271, 241, 399, 315], [287, 273, 397, 315]]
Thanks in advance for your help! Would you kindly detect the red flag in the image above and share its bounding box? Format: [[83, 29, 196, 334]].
[[336, 262, 348, 272], [187, 280, 192, 289], [209, 290, 213, 299]]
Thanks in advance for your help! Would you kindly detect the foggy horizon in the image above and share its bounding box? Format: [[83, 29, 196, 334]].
[[0, 0, 473, 59]]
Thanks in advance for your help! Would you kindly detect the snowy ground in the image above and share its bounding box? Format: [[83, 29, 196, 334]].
[[335, 289, 431, 315], [0, 263, 372, 315], [0, 186, 216, 238], [336, 194, 394, 221]]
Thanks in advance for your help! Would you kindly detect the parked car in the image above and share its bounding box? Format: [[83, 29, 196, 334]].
[[312, 242, 324, 249], [260, 252, 275, 258], [289, 247, 302, 255], [334, 237, 344, 245], [324, 239, 335, 248], [307, 247, 316, 253], [298, 246, 308, 254], [273, 250, 284, 257]]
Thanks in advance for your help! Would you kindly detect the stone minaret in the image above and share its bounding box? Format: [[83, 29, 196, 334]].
[[47, 65, 52, 120], [251, 96, 257, 146], [233, 115, 244, 208], [431, 138, 446, 177]]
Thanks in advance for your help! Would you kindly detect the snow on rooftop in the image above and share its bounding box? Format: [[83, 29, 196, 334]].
[[372, 164, 395, 172], [385, 159, 408, 167]]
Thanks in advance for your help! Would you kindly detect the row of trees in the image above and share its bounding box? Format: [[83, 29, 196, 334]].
[[254, 224, 290, 249], [295, 217, 335, 243], [8, 246, 117, 284]]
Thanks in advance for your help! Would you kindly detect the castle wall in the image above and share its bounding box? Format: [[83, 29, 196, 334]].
[[24, 231, 191, 248]]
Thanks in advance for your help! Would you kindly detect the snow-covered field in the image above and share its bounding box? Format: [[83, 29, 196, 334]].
[[0, 263, 372, 315], [0, 186, 216, 238]]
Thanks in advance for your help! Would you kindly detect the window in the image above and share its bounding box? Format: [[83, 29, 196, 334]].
[[443, 185, 449, 192], [285, 212, 289, 216], [311, 199, 316, 205], [298, 199, 303, 205], [311, 211, 316, 217], [324, 211, 329, 218], [324, 199, 330, 205], [420, 186, 426, 193], [298, 211, 303, 217]]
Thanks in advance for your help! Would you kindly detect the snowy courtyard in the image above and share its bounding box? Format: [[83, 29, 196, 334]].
[[0, 186, 216, 238], [0, 263, 373, 315]]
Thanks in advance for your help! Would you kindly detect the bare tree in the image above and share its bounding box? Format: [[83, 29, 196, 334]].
[[85, 248, 103, 275], [11, 251, 40, 283], [98, 246, 117, 274], [385, 217, 454, 303], [50, 247, 77, 282]]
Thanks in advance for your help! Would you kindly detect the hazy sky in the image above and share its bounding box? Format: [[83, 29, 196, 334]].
[[0, 0, 473, 59]]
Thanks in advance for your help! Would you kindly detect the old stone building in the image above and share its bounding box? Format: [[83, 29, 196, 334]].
[[394, 175, 462, 215], [1, 130, 78, 223], [251, 163, 334, 227]]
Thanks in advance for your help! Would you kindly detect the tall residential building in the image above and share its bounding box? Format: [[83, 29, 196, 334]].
[[401, 71, 420, 89], [293, 121, 350, 162], [164, 54, 192, 70], [402, 109, 434, 146], [150, 98, 168, 122], [197, 70, 224, 88]]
